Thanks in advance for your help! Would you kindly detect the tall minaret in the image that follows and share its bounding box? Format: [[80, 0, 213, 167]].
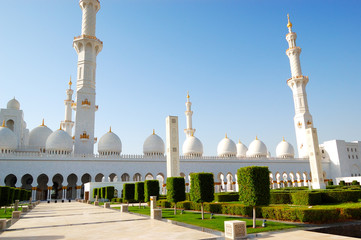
[[61, 77, 75, 136], [184, 91, 195, 137], [286, 14, 314, 158], [73, 0, 103, 154]]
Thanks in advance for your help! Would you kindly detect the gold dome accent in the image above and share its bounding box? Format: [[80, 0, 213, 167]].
[[1, 120, 5, 127], [59, 124, 62, 130], [225, 133, 228, 139], [40, 119, 45, 126], [255, 136, 258, 140], [287, 14, 293, 28], [283, 136, 285, 142], [153, 129, 155, 135], [191, 132, 194, 137], [69, 76, 72, 88], [109, 126, 112, 133], [238, 139, 241, 144], [187, 91, 190, 99]]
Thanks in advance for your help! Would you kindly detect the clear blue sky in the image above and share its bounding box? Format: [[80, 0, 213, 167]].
[[0, 0, 360, 156]]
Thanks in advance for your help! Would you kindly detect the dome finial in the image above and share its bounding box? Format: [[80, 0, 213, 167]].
[[1, 120, 5, 127], [287, 13, 293, 31], [69, 76, 72, 89], [59, 123, 62, 130], [225, 133, 228, 139], [255, 135, 258, 140], [191, 131, 194, 137], [153, 129, 155, 135], [187, 91, 190, 99], [109, 126, 112, 133], [238, 139, 241, 144], [41, 119, 45, 126], [283, 136, 285, 142]]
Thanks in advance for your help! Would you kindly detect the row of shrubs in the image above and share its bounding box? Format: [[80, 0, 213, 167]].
[[270, 189, 361, 205], [92, 186, 115, 201], [0, 186, 31, 207], [156, 200, 361, 223]]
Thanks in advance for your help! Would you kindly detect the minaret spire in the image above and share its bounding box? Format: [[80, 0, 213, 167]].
[[73, 0, 103, 154], [184, 91, 195, 137], [61, 77, 75, 136], [285, 15, 314, 158]]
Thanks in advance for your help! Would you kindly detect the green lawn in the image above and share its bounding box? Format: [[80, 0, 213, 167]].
[[112, 206, 299, 234], [0, 207, 23, 219]]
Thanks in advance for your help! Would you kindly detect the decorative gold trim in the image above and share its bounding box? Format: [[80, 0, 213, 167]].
[[82, 98, 91, 106], [80, 131, 89, 139], [287, 13, 292, 28]]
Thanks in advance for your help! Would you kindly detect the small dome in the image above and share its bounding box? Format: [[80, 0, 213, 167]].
[[247, 137, 268, 158], [29, 120, 53, 151], [98, 128, 122, 155], [236, 140, 248, 158], [276, 138, 295, 158], [7, 98, 20, 110], [217, 134, 237, 157], [182, 135, 203, 157], [143, 130, 164, 155], [0, 122, 17, 152], [46, 128, 73, 154]]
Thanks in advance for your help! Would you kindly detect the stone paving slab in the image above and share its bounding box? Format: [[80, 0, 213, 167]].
[[0, 202, 219, 240]]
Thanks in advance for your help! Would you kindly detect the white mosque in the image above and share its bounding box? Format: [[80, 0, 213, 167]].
[[0, 0, 360, 201]]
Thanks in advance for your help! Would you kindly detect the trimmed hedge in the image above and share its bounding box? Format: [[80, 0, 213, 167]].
[[237, 166, 270, 206], [215, 192, 239, 202], [0, 186, 10, 207], [123, 183, 135, 203], [190, 173, 214, 203], [157, 200, 172, 208], [104, 186, 115, 200], [166, 177, 186, 204], [134, 182, 145, 203], [321, 190, 361, 203], [291, 191, 322, 205], [352, 180, 360, 186], [270, 192, 291, 204], [176, 201, 192, 210], [144, 180, 159, 202], [93, 188, 99, 199]]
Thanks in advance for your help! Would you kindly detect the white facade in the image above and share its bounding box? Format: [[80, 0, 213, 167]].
[[0, 4, 359, 200]]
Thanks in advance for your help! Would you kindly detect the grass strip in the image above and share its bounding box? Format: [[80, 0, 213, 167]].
[[112, 206, 299, 234]]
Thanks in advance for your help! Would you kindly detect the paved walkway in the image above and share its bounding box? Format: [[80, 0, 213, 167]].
[[0, 202, 359, 240], [0, 202, 219, 240]]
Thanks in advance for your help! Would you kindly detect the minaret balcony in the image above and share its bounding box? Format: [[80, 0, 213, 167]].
[[80, 131, 90, 143], [71, 102, 77, 110], [287, 75, 309, 84]]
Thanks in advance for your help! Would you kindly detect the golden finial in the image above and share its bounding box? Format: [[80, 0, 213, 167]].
[[41, 119, 45, 126], [283, 136, 285, 142], [59, 124, 62, 130], [238, 139, 241, 144], [191, 132, 194, 137], [153, 129, 155, 135], [1, 120, 5, 127], [109, 126, 112, 133], [287, 14, 292, 28], [187, 91, 190, 99], [69, 76, 72, 88], [255, 136, 258, 140], [225, 133, 228, 139]]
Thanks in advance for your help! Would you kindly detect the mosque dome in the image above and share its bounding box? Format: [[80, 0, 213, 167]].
[[29, 120, 53, 152], [46, 128, 73, 154], [276, 138, 295, 158], [0, 122, 17, 152], [236, 140, 248, 158], [217, 134, 237, 157], [247, 137, 268, 158], [7, 98, 20, 110], [182, 135, 203, 157], [98, 127, 122, 155], [143, 130, 165, 156]]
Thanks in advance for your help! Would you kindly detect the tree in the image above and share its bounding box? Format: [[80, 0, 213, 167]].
[[190, 173, 214, 220], [104, 186, 115, 201], [134, 182, 144, 208], [0, 186, 11, 213], [166, 177, 186, 214], [144, 180, 159, 202], [237, 166, 270, 228], [123, 183, 135, 204]]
